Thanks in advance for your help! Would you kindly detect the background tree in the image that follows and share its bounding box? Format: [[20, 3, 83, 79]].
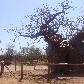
[[16, 46, 44, 63], [4, 43, 15, 65], [20, 47, 29, 56], [28, 46, 42, 60]]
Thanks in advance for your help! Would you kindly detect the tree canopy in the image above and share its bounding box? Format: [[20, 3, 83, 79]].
[[16, 0, 83, 40], [5, 0, 84, 53]]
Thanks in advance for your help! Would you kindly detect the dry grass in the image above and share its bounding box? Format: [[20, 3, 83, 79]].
[[0, 65, 84, 84]]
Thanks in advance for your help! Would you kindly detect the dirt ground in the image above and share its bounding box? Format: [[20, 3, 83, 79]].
[[0, 65, 84, 84]]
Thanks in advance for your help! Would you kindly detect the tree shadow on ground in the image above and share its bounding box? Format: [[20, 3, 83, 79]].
[[29, 69, 84, 81]]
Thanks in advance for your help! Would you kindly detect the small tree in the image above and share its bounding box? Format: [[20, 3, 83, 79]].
[[28, 46, 42, 60], [4, 43, 15, 65]]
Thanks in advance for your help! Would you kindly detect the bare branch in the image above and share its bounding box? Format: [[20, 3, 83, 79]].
[[46, 11, 65, 24]]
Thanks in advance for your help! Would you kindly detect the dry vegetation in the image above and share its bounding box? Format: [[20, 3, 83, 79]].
[[0, 65, 84, 84]]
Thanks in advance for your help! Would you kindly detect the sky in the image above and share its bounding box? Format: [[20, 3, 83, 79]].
[[0, 0, 84, 54]]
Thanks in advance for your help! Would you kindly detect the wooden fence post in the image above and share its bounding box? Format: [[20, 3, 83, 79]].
[[47, 64, 50, 83], [0, 62, 4, 76], [21, 63, 23, 80], [14, 55, 16, 71], [19, 63, 23, 82]]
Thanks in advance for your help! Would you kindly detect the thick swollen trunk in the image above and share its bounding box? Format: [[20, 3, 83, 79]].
[[47, 42, 83, 74]]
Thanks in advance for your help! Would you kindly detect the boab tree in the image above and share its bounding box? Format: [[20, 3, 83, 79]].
[[7, 0, 84, 73], [17, 0, 78, 64]]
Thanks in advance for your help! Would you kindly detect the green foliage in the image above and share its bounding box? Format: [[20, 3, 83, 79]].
[[6, 43, 15, 56], [15, 46, 47, 63], [20, 47, 29, 56], [28, 46, 41, 60]]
